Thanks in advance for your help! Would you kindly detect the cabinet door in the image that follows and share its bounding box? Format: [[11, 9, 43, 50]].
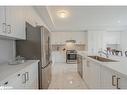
[[88, 60, 101, 89], [83, 59, 91, 88], [117, 74, 127, 89], [84, 59, 101, 89], [0, 72, 24, 89], [6, 7, 26, 39], [54, 51, 66, 63], [100, 66, 117, 89], [82, 57, 86, 80], [23, 63, 38, 89], [0, 7, 6, 36]]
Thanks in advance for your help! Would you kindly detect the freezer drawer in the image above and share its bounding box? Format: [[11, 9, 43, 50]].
[[41, 63, 52, 89]]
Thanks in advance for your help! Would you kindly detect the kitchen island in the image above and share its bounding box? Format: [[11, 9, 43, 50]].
[[78, 51, 127, 89]]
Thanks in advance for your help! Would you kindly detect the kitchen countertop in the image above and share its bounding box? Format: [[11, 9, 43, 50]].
[[0, 60, 39, 82], [77, 51, 127, 78]]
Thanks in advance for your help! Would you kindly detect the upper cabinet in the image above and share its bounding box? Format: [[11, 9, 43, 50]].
[[0, 7, 26, 40], [88, 31, 104, 54], [103, 31, 121, 45]]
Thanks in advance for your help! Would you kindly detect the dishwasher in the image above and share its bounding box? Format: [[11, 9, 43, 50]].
[[77, 54, 83, 78]]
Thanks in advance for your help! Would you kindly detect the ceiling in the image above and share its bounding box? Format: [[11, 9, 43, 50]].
[[35, 6, 127, 32]]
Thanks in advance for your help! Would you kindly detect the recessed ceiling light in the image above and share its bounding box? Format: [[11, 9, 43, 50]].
[[56, 10, 69, 18]]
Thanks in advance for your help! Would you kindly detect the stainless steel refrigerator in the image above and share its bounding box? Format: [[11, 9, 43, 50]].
[[16, 22, 52, 89]]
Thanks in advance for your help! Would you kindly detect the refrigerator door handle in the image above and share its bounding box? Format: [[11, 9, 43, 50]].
[[42, 62, 51, 69]]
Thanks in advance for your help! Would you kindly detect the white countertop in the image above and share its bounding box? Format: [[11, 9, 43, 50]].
[[77, 51, 127, 78], [0, 60, 39, 82]]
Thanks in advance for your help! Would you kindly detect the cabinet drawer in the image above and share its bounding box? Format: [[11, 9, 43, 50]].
[[0, 71, 24, 89]]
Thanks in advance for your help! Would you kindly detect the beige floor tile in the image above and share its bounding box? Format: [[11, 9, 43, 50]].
[[48, 62, 88, 89]]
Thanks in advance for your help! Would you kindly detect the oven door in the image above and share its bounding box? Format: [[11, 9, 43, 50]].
[[67, 53, 77, 60]]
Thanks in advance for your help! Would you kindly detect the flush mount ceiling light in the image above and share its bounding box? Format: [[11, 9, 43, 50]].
[[56, 10, 69, 18], [117, 20, 121, 24]]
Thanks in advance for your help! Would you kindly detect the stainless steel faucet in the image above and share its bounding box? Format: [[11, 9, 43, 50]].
[[98, 50, 109, 58]]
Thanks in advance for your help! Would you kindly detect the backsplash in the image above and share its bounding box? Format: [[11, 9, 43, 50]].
[[0, 38, 15, 64], [52, 44, 86, 51]]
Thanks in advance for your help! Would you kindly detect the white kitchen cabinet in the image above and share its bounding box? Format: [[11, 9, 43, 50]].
[[0, 7, 26, 39], [115, 74, 127, 89], [88, 31, 104, 54], [83, 56, 127, 89], [23, 63, 38, 89], [5, 7, 26, 39], [100, 66, 117, 89], [84, 59, 101, 89], [103, 31, 121, 45], [83, 58, 90, 87], [0, 73, 24, 89], [0, 62, 38, 89], [52, 51, 66, 63], [82, 57, 87, 80], [100, 66, 127, 89]]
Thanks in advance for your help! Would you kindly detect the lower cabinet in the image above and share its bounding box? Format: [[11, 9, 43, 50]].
[[83, 58, 127, 89], [0, 73, 24, 89], [52, 51, 66, 63], [22, 63, 38, 89], [83, 59, 101, 89], [100, 66, 117, 89], [117, 74, 127, 89], [0, 63, 38, 89], [100, 66, 127, 89], [77, 55, 83, 78]]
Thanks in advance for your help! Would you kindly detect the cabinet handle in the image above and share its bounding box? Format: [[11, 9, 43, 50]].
[[2, 23, 6, 33], [4, 81, 8, 85], [25, 72, 29, 81], [117, 77, 120, 89], [112, 75, 116, 86], [7, 25, 11, 34], [22, 73, 26, 84]]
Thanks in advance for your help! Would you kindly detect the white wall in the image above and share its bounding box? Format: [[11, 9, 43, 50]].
[[51, 31, 87, 44], [0, 38, 15, 63], [0, 7, 49, 64], [120, 31, 127, 55]]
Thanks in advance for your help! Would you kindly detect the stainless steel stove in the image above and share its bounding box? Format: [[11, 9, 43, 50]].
[[66, 50, 77, 64]]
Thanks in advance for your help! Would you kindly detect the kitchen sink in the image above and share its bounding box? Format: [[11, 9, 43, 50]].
[[88, 56, 118, 62]]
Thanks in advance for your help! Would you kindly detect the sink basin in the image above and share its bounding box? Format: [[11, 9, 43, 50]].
[[88, 56, 118, 62]]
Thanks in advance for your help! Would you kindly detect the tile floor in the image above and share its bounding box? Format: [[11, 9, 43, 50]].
[[48, 62, 88, 89]]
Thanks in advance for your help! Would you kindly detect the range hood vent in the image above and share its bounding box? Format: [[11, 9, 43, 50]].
[[66, 40, 76, 43]]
